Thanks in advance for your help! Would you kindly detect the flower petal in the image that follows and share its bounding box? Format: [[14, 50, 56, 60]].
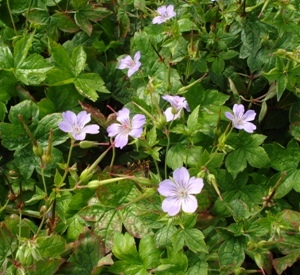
[[187, 177, 204, 194], [131, 114, 146, 129], [107, 123, 122, 137], [173, 167, 190, 188], [134, 51, 141, 62], [243, 110, 256, 122], [114, 132, 129, 149], [162, 196, 181, 216], [116, 108, 130, 124], [118, 56, 133, 69], [242, 122, 256, 133], [158, 179, 177, 197], [225, 111, 234, 121], [72, 132, 86, 141], [77, 111, 91, 127], [152, 16, 164, 24], [233, 104, 245, 118], [157, 5, 167, 15], [82, 124, 100, 135], [129, 127, 143, 138], [164, 107, 180, 122], [181, 195, 198, 213]]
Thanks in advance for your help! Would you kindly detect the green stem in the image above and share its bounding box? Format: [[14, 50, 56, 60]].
[[153, 159, 161, 180], [40, 168, 48, 197], [34, 214, 46, 238], [178, 73, 208, 94], [6, 0, 17, 35], [164, 123, 172, 179], [109, 139, 116, 172], [59, 139, 75, 186]]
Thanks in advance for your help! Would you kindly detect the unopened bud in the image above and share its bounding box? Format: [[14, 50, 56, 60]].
[[42, 154, 52, 165], [40, 205, 47, 215], [33, 143, 43, 157], [79, 168, 94, 184], [79, 140, 98, 149], [154, 114, 166, 130]]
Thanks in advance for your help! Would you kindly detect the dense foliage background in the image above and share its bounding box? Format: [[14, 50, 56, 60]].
[[1, 0, 300, 274]]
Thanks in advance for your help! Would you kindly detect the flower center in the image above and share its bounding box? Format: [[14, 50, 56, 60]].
[[126, 60, 135, 68], [177, 187, 188, 199], [121, 119, 132, 134], [73, 125, 82, 134]]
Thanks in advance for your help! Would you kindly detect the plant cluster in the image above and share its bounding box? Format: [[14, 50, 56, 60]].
[[1, 0, 300, 274]]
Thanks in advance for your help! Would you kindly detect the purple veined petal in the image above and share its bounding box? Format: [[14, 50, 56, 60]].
[[134, 51, 141, 62], [157, 5, 167, 15], [107, 123, 122, 137], [131, 114, 146, 129], [62, 111, 77, 125], [72, 131, 87, 141], [184, 102, 190, 112], [233, 104, 245, 118], [187, 177, 204, 194], [152, 16, 164, 24], [158, 179, 178, 197], [243, 109, 256, 121], [162, 94, 174, 104], [166, 5, 176, 16], [242, 122, 256, 133], [173, 167, 190, 188], [58, 121, 73, 133], [118, 56, 133, 69], [82, 124, 100, 135], [129, 127, 143, 138], [114, 132, 129, 149], [181, 195, 198, 213], [162, 196, 181, 216], [116, 108, 130, 124], [76, 111, 91, 127], [164, 107, 180, 122], [225, 111, 234, 121]]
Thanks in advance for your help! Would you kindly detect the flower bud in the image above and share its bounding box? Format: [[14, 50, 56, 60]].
[[32, 143, 43, 157], [79, 140, 98, 149], [42, 154, 52, 166], [154, 114, 166, 130], [79, 168, 94, 184]]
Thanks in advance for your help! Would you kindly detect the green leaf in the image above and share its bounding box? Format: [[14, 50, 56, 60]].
[[173, 228, 208, 254], [219, 237, 246, 270], [212, 56, 225, 75], [67, 227, 105, 275], [275, 170, 300, 199], [67, 215, 85, 241], [273, 250, 300, 275], [51, 12, 79, 33], [276, 74, 288, 100], [37, 235, 66, 258], [74, 73, 110, 102], [0, 42, 13, 69], [225, 132, 270, 178], [0, 123, 28, 150], [14, 145, 38, 179], [28, 259, 64, 275], [166, 144, 186, 169], [0, 224, 15, 266], [112, 232, 141, 263], [15, 53, 53, 85], [155, 225, 177, 247], [187, 261, 208, 275], [139, 235, 160, 269], [71, 46, 87, 77]]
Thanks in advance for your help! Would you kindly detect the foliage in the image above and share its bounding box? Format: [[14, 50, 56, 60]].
[[1, 0, 300, 274]]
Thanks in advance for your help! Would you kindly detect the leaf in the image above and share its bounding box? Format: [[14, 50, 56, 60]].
[[15, 53, 53, 85], [166, 144, 186, 170], [37, 235, 66, 258], [71, 46, 87, 77], [225, 132, 270, 178], [51, 12, 79, 33], [273, 250, 300, 275], [276, 74, 288, 101], [139, 235, 160, 269], [74, 73, 110, 102], [112, 232, 141, 263], [0, 42, 14, 69], [66, 215, 85, 241], [67, 227, 105, 275], [28, 259, 64, 275], [219, 237, 246, 270], [0, 223, 15, 266], [0, 123, 28, 150], [173, 228, 208, 254]]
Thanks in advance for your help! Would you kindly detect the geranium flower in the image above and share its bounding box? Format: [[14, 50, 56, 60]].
[[58, 111, 100, 140], [107, 108, 146, 149], [225, 104, 256, 133], [152, 5, 176, 24], [158, 167, 204, 216], [162, 95, 190, 122], [118, 51, 141, 77]]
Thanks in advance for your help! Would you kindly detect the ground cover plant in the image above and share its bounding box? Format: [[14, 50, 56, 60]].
[[1, 0, 300, 274]]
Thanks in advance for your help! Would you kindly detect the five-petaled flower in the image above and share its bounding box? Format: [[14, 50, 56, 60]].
[[58, 111, 100, 140], [118, 51, 141, 77], [107, 108, 146, 149], [225, 104, 256, 133], [152, 5, 176, 24], [158, 167, 204, 216], [162, 95, 190, 122]]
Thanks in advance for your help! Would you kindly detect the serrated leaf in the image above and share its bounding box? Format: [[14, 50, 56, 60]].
[[13, 33, 35, 68], [0, 42, 13, 69], [0, 224, 15, 266], [37, 235, 66, 258], [67, 215, 85, 241], [0, 123, 28, 150], [139, 235, 160, 269], [51, 12, 79, 33], [71, 46, 86, 77], [219, 237, 246, 269], [74, 73, 110, 102], [226, 132, 270, 178]]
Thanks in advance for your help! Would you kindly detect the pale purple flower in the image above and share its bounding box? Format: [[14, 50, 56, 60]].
[[118, 51, 141, 77], [225, 104, 256, 133], [162, 95, 190, 122], [107, 108, 146, 149], [158, 167, 204, 216], [58, 111, 100, 140], [152, 5, 176, 24]]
